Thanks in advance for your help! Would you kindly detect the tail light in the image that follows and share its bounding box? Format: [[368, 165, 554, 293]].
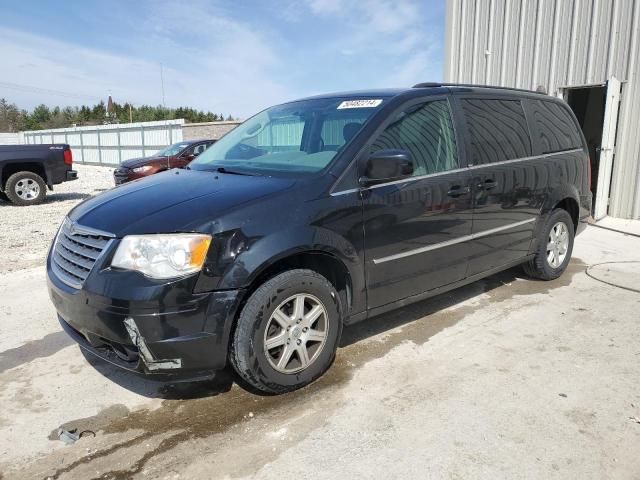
[[63, 148, 73, 166]]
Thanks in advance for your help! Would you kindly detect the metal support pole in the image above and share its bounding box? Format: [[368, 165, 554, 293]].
[[97, 129, 102, 165], [117, 128, 122, 165]]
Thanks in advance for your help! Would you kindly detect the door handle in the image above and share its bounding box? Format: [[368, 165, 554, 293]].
[[447, 185, 471, 197], [478, 179, 498, 190]]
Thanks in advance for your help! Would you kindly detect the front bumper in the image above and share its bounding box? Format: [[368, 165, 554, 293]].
[[47, 252, 243, 380]]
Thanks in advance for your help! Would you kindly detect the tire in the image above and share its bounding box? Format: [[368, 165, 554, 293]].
[[523, 208, 575, 280], [5, 171, 47, 206], [230, 269, 343, 395]]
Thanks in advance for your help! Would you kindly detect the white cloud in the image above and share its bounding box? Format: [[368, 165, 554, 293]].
[[301, 0, 442, 87], [0, 0, 443, 117], [0, 3, 296, 118]]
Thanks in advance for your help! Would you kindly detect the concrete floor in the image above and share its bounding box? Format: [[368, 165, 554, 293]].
[[596, 216, 640, 237], [1, 225, 639, 479]]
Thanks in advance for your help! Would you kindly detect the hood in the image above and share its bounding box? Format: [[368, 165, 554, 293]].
[[120, 156, 167, 169], [68, 169, 295, 236]]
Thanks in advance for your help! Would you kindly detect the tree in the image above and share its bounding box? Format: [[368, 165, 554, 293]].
[[0, 98, 235, 131], [0, 98, 24, 132], [30, 104, 52, 129], [91, 101, 106, 122]]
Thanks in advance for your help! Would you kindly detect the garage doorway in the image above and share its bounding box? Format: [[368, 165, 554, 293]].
[[562, 77, 621, 220]]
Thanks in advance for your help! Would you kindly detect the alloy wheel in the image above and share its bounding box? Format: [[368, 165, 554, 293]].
[[263, 293, 329, 374], [14, 178, 40, 201], [546, 221, 569, 268]]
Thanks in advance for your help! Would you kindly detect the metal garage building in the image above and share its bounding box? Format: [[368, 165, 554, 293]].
[[444, 0, 640, 220]]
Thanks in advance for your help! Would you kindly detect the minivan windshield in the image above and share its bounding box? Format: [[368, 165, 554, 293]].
[[190, 97, 386, 175], [156, 142, 191, 156]]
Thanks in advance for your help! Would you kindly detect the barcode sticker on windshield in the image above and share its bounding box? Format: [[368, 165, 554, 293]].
[[337, 99, 383, 109]]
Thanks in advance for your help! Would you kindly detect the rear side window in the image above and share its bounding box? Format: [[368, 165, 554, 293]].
[[370, 100, 458, 176], [530, 100, 582, 153], [461, 98, 532, 165]]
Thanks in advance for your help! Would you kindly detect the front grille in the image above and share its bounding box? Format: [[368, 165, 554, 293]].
[[51, 219, 113, 288]]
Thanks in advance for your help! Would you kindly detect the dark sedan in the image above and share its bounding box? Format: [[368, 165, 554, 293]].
[[113, 139, 215, 185]]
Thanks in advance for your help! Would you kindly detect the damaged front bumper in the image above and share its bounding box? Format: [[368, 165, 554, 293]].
[[123, 318, 182, 371], [47, 256, 243, 380]]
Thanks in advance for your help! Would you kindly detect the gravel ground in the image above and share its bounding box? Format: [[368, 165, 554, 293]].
[[0, 164, 114, 274]]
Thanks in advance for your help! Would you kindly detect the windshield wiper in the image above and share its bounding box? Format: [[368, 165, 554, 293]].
[[214, 166, 260, 176]]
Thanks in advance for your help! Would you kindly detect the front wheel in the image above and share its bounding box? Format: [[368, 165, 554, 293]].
[[230, 269, 343, 395], [523, 208, 575, 280]]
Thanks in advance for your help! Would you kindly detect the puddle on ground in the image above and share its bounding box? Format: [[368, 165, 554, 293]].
[[28, 259, 586, 479]]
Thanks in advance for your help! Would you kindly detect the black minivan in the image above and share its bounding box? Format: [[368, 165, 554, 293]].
[[47, 84, 591, 394]]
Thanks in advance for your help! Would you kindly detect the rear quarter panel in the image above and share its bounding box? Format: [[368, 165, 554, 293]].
[[523, 95, 591, 243]]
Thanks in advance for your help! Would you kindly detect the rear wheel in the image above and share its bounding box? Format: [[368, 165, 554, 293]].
[[230, 269, 342, 394], [5, 171, 47, 206], [523, 208, 574, 280]]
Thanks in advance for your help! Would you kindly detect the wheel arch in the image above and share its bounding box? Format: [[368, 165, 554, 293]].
[[242, 249, 353, 320], [542, 183, 581, 232], [553, 197, 579, 232], [1, 162, 47, 190]]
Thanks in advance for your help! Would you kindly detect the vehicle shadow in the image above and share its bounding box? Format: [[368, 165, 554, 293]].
[[46, 192, 92, 202], [340, 268, 518, 348], [80, 350, 235, 400], [82, 266, 529, 400], [0, 192, 91, 207]]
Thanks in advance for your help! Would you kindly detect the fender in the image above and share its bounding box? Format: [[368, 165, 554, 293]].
[[194, 224, 365, 312]]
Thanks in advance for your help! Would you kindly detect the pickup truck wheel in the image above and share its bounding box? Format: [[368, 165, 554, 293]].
[[230, 269, 343, 395], [5, 171, 47, 206], [523, 208, 574, 280]]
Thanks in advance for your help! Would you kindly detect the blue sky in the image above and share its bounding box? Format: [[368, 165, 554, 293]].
[[0, 0, 445, 117]]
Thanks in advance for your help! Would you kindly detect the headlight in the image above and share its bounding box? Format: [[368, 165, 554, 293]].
[[111, 234, 212, 279], [132, 165, 153, 173]]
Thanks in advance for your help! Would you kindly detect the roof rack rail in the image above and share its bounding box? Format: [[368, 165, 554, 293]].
[[412, 82, 541, 94]]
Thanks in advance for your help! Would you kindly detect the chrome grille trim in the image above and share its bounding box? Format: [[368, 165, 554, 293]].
[[51, 218, 114, 289]]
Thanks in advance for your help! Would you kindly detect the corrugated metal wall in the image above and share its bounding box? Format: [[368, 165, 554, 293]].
[[22, 119, 184, 165], [445, 0, 640, 219]]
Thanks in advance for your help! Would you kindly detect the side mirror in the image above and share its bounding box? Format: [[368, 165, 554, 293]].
[[359, 149, 414, 187]]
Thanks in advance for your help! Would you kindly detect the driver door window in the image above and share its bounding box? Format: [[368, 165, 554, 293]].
[[371, 100, 458, 177]]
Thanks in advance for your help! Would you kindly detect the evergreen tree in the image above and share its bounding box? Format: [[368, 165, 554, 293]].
[[0, 98, 235, 131]]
